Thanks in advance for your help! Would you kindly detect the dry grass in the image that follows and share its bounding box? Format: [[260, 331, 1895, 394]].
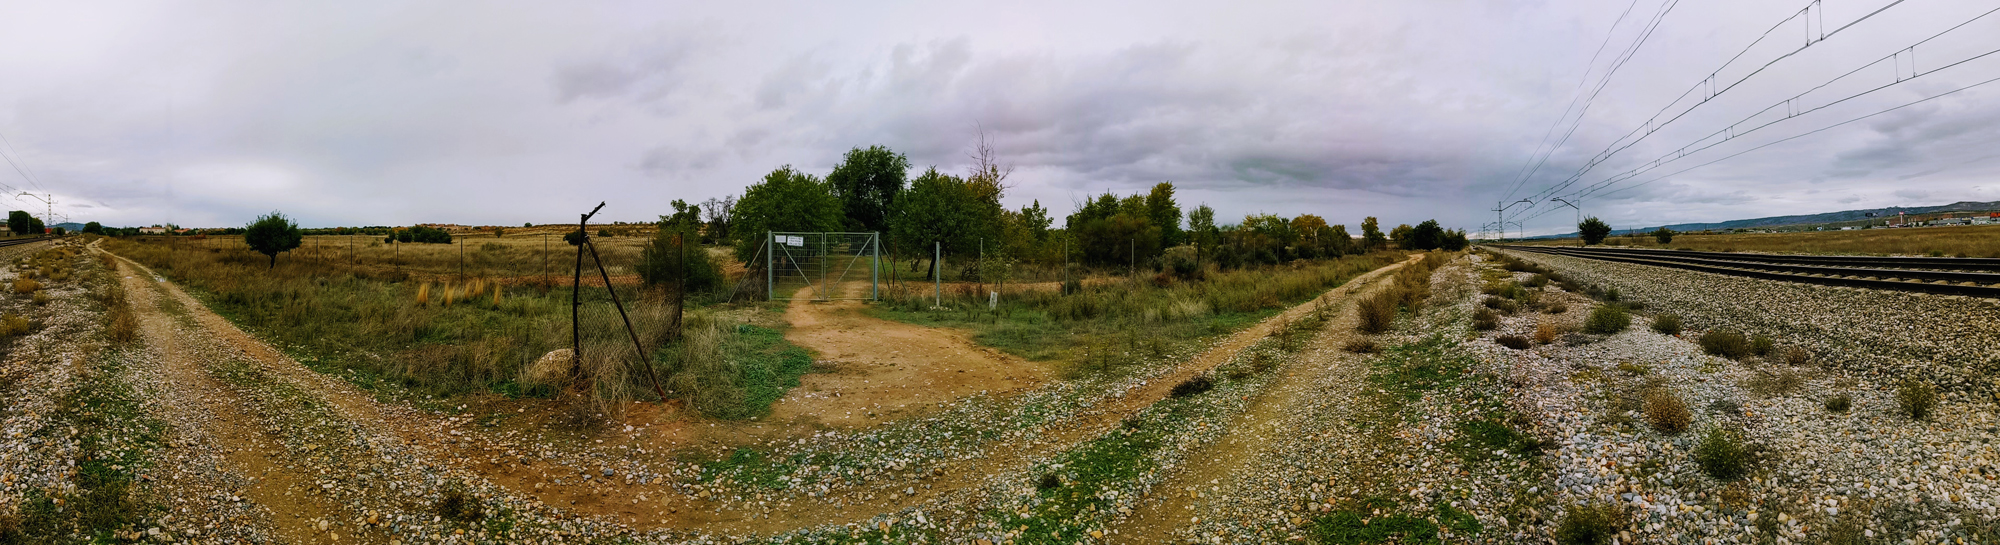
[[1643, 389, 1692, 434], [1628, 225, 2000, 257], [10, 277, 37, 294], [1534, 319, 1560, 344], [0, 314, 28, 337], [1745, 368, 1807, 397], [1342, 338, 1380, 354]]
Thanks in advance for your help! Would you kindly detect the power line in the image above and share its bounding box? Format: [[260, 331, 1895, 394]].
[[1515, 74, 2000, 224], [1502, 0, 1680, 204], [0, 129, 43, 193], [1498, 0, 1647, 202], [1511, 0, 1913, 213], [1528, 10, 2000, 216]]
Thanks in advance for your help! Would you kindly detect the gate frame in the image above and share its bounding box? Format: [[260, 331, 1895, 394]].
[[766, 231, 880, 301]]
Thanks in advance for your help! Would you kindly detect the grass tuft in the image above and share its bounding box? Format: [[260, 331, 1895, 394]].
[[1824, 394, 1852, 413], [1495, 335, 1531, 350], [1581, 305, 1629, 335], [1553, 503, 1623, 545], [1750, 334, 1776, 357], [436, 486, 486, 523], [1533, 320, 1559, 344], [1692, 427, 1755, 481], [1697, 330, 1752, 360], [1470, 308, 1498, 331], [1649, 314, 1682, 336], [1895, 378, 1937, 421], [1169, 375, 1214, 398], [1341, 338, 1379, 354], [1642, 389, 1691, 434]]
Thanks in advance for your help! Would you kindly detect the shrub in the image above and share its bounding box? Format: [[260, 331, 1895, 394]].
[[1824, 394, 1852, 413], [0, 314, 27, 337], [1781, 347, 1812, 367], [1495, 335, 1532, 350], [1896, 378, 1937, 421], [1698, 330, 1752, 360], [1170, 375, 1214, 398], [1471, 308, 1499, 331], [1643, 389, 1691, 434], [1523, 274, 1549, 288], [10, 277, 36, 294], [1602, 287, 1621, 302], [1581, 306, 1630, 335], [1356, 289, 1400, 334], [1554, 502, 1623, 545], [435, 486, 485, 522], [1342, 338, 1379, 354], [1534, 320, 1559, 344], [30, 291, 48, 306], [1750, 334, 1775, 357], [1692, 427, 1754, 481], [1482, 296, 1520, 315], [1650, 314, 1682, 336], [637, 227, 724, 293]]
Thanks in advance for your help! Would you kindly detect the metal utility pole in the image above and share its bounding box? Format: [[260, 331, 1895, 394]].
[[871, 232, 880, 301], [1492, 199, 1532, 241], [16, 193, 52, 235], [1551, 198, 1582, 227]]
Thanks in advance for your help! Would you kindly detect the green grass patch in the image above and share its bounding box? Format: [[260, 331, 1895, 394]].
[[1448, 416, 1546, 464], [1367, 334, 1475, 403], [729, 324, 816, 419], [9, 348, 164, 544], [1308, 497, 1480, 544]]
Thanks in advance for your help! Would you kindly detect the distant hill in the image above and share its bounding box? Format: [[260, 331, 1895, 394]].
[[1526, 200, 2000, 239], [54, 222, 87, 232]]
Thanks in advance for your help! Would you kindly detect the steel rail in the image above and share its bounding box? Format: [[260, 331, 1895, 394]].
[[1541, 245, 2000, 272], [1492, 245, 2000, 298]]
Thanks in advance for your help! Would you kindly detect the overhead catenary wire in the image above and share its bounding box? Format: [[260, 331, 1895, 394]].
[[1511, 0, 1914, 212], [1511, 3, 2000, 225], [1497, 0, 1649, 203], [1501, 0, 1680, 205]]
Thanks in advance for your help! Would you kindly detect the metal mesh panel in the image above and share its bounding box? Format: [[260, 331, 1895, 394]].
[[768, 232, 879, 301]]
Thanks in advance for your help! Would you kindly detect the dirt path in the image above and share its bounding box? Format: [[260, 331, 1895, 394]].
[[1109, 256, 1414, 543], [768, 281, 1049, 427]]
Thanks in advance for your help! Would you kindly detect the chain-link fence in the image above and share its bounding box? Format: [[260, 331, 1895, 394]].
[[767, 232, 879, 301]]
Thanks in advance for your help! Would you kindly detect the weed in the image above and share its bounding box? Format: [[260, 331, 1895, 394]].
[[1895, 378, 1937, 421], [0, 314, 27, 337], [12, 277, 39, 295], [1553, 503, 1623, 545], [1533, 320, 1559, 344], [1745, 368, 1806, 397], [1581, 305, 1629, 335], [1342, 338, 1379, 354], [1649, 313, 1682, 335], [1824, 394, 1852, 413], [1697, 330, 1752, 360], [1615, 362, 1648, 376], [1470, 308, 1498, 331], [1603, 287, 1621, 302], [1642, 389, 1691, 434], [1037, 473, 1061, 491], [1692, 427, 1754, 481], [1495, 335, 1531, 350], [1368, 335, 1473, 403], [1450, 416, 1545, 463], [1781, 346, 1812, 367], [1170, 375, 1214, 398], [1750, 334, 1775, 357], [1482, 296, 1520, 315], [30, 292, 47, 306], [1524, 274, 1549, 288], [1357, 289, 1400, 334]]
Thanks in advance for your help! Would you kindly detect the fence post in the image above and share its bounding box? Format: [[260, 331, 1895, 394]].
[[819, 233, 827, 301], [872, 232, 880, 301], [766, 231, 774, 301], [934, 241, 940, 307]]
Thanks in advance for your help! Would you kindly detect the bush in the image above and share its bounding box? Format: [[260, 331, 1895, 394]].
[[1523, 274, 1549, 288], [637, 227, 724, 294], [1643, 389, 1691, 434], [1582, 306, 1630, 335], [1750, 334, 1776, 357], [1356, 289, 1400, 334], [1554, 502, 1623, 545], [1471, 308, 1499, 331], [1824, 394, 1852, 413], [1692, 427, 1754, 480], [1495, 335, 1532, 350], [1170, 375, 1214, 398], [1534, 320, 1559, 344], [1482, 296, 1520, 315], [1781, 347, 1812, 366], [435, 486, 485, 522], [1650, 314, 1682, 336], [1896, 378, 1937, 421], [0, 314, 27, 337], [10, 277, 37, 294], [1342, 338, 1379, 354], [1698, 330, 1752, 360]]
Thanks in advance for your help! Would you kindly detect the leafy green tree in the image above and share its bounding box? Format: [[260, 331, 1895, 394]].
[[7, 211, 29, 236], [1019, 200, 1051, 242], [1188, 205, 1219, 252], [731, 166, 843, 263], [1361, 217, 1387, 250], [244, 211, 304, 269], [1652, 227, 1675, 244], [1579, 217, 1612, 245], [1409, 220, 1445, 250], [83, 222, 103, 235], [1441, 229, 1470, 251], [663, 199, 703, 231], [1388, 224, 1414, 249], [1327, 224, 1356, 255], [639, 223, 723, 293], [52, 227, 65, 236], [28, 217, 44, 236], [890, 168, 1001, 278], [826, 146, 910, 233], [1144, 182, 1183, 247], [1067, 192, 1163, 267]]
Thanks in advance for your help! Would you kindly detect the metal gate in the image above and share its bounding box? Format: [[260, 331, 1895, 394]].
[[767, 231, 880, 301]]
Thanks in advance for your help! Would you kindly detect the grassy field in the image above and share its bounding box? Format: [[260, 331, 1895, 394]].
[[1517, 224, 2000, 257], [871, 251, 1407, 376], [98, 234, 801, 419]]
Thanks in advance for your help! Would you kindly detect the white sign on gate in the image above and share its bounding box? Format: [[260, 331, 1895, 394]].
[[775, 235, 804, 247]]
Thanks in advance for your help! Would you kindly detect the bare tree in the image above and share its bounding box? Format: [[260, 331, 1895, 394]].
[[967, 125, 1014, 190]]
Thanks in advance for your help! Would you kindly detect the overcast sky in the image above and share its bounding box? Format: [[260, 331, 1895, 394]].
[[1, 0, 1996, 235]]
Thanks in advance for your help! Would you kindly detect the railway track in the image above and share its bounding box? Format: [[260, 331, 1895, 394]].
[[1491, 244, 2000, 298], [0, 235, 57, 249]]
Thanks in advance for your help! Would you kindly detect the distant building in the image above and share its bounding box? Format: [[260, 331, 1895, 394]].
[[139, 226, 168, 235]]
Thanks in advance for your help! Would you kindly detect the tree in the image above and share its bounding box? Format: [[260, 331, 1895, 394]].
[[701, 195, 736, 244], [1188, 205, 1219, 252], [1361, 217, 1387, 250], [1579, 217, 1612, 245], [7, 211, 29, 236], [52, 227, 65, 236], [28, 217, 44, 235], [731, 166, 843, 263], [1652, 227, 1675, 245], [1020, 200, 1051, 243], [1388, 224, 1414, 249], [663, 199, 703, 231], [83, 222, 103, 235], [1144, 182, 1183, 247], [639, 221, 723, 293], [244, 211, 304, 269], [890, 168, 1003, 278], [1409, 220, 1445, 250], [492, 227, 505, 238], [826, 145, 910, 233], [1440, 229, 1469, 251]]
